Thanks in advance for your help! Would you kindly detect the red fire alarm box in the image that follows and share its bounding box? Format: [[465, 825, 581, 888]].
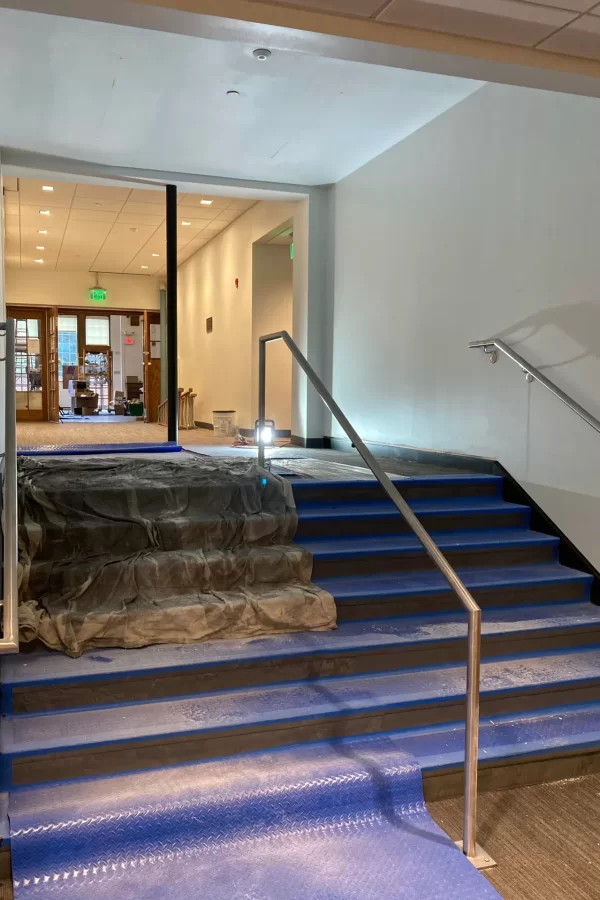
[[124, 337, 134, 345]]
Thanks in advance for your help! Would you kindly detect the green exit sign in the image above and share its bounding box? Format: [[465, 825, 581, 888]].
[[89, 288, 107, 301]]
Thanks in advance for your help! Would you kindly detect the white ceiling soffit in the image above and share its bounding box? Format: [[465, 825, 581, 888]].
[[3, 176, 257, 274], [0, 7, 483, 185]]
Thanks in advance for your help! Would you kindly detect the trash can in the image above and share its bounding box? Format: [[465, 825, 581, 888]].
[[213, 410, 236, 437]]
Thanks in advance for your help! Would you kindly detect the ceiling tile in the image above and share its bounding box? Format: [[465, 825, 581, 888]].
[[178, 205, 217, 221], [128, 188, 166, 204], [179, 194, 230, 209], [539, 13, 600, 56], [590, 3, 600, 13], [92, 223, 158, 273], [215, 209, 244, 222], [71, 196, 127, 213], [69, 208, 120, 224], [117, 212, 164, 227], [377, 0, 577, 47], [19, 204, 70, 230], [18, 179, 76, 209], [75, 184, 131, 202], [520, 0, 599, 9], [268, 0, 382, 14], [226, 199, 256, 211], [121, 200, 166, 218]]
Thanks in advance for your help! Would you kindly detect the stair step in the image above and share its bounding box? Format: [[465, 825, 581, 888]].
[[5, 602, 600, 714], [303, 528, 559, 578], [292, 474, 503, 505], [322, 563, 593, 619], [5, 647, 600, 787], [296, 497, 530, 538]]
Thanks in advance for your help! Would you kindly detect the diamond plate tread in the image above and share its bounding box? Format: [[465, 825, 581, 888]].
[[302, 528, 559, 559], [9, 741, 501, 900], [319, 562, 593, 601], [5, 648, 600, 756], [3, 602, 600, 690]]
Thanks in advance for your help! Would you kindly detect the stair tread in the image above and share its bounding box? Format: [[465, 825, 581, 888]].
[[5, 648, 600, 755], [301, 528, 559, 557], [297, 497, 529, 518], [5, 602, 600, 689], [318, 562, 593, 600], [291, 474, 503, 489], [380, 701, 600, 771]]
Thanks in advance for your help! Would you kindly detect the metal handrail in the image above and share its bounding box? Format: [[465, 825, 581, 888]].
[[0, 319, 19, 653], [470, 339, 600, 435], [258, 330, 484, 864]]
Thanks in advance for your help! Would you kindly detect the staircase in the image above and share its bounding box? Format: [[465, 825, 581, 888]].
[[4, 469, 600, 898], [3, 472, 600, 793]]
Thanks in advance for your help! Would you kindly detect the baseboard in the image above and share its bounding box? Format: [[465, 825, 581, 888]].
[[495, 461, 600, 604], [195, 421, 214, 430], [328, 437, 497, 474], [291, 435, 329, 449]]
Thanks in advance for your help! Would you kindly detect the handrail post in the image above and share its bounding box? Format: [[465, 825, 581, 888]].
[[260, 330, 494, 870], [1, 318, 19, 653], [257, 338, 266, 469], [464, 606, 481, 858]]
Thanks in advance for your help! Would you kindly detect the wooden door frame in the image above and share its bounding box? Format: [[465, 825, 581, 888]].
[[7, 305, 49, 422]]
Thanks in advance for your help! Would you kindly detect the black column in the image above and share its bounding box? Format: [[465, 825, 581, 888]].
[[166, 183, 178, 443]]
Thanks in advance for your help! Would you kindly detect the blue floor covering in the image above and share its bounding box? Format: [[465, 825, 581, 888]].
[[3, 602, 599, 693], [5, 648, 600, 760], [9, 741, 501, 900]]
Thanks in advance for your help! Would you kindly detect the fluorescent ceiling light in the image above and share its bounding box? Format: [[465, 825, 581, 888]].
[[34, 258, 44, 263], [42, 185, 54, 191], [38, 230, 48, 234], [200, 200, 213, 206], [141, 265, 149, 269], [36, 245, 45, 250], [181, 220, 191, 226], [39, 209, 50, 216], [152, 253, 160, 257]]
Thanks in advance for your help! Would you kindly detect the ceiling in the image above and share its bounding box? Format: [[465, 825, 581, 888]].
[[0, 8, 482, 185], [2, 177, 256, 274], [267, 0, 600, 58]]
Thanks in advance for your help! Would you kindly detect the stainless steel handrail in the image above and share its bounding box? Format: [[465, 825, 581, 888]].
[[258, 330, 485, 864], [0, 318, 19, 653], [470, 338, 600, 435]]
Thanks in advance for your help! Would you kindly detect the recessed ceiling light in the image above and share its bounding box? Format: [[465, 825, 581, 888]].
[[38, 230, 48, 235], [39, 209, 50, 216], [42, 185, 54, 192], [181, 220, 191, 226], [141, 265, 149, 270], [253, 49, 271, 60], [36, 245, 45, 250], [200, 199, 213, 206], [226, 90, 240, 98], [130, 227, 139, 233], [35, 258, 44, 264], [152, 253, 160, 257]]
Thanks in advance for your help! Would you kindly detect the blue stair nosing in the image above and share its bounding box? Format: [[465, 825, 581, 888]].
[[318, 564, 593, 602], [302, 529, 560, 560], [4, 602, 600, 694], [297, 498, 531, 521], [5, 648, 600, 759], [291, 474, 503, 491]]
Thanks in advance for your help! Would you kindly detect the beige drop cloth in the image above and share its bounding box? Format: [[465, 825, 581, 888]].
[[17, 456, 336, 657]]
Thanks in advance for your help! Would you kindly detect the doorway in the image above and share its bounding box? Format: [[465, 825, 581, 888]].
[[8, 306, 48, 422]]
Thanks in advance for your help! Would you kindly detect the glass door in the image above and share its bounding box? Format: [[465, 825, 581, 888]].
[[9, 309, 47, 421]]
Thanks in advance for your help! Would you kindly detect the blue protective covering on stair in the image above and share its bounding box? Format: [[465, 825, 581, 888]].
[[5, 648, 600, 767], [9, 741, 501, 900], [3, 603, 600, 696], [17, 442, 182, 456]]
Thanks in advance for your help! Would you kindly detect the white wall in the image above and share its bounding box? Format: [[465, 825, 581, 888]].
[[251, 245, 293, 432], [333, 82, 600, 567], [5, 269, 160, 310], [178, 200, 299, 430]]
